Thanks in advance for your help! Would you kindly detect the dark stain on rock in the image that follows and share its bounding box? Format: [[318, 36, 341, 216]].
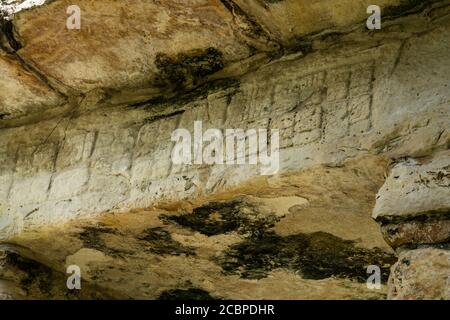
[[285, 39, 314, 56], [155, 48, 224, 90], [78, 224, 128, 258], [0, 112, 11, 120], [376, 210, 450, 225], [160, 200, 280, 237], [394, 241, 450, 251], [0, 247, 122, 299], [0, 18, 22, 52], [218, 231, 396, 282], [4, 251, 54, 294], [158, 288, 218, 300], [143, 109, 185, 125], [383, 0, 430, 18], [137, 78, 239, 110], [138, 227, 196, 256]]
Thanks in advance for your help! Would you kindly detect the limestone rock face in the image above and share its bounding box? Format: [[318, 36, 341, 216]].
[[388, 247, 450, 300], [0, 53, 65, 123], [374, 151, 450, 221], [373, 150, 450, 299], [374, 151, 450, 249], [0, 0, 449, 300], [232, 0, 411, 46], [12, 0, 263, 93], [0, 175, 395, 300]]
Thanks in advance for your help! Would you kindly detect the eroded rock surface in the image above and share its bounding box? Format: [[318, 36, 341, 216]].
[[0, 243, 119, 299], [2, 164, 395, 299], [388, 247, 450, 299], [0, 0, 449, 299], [374, 151, 450, 248], [373, 151, 450, 299]]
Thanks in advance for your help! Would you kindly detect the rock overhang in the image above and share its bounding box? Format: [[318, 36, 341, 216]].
[[0, 0, 436, 127]]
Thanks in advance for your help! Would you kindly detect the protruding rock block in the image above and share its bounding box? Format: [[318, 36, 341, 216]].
[[373, 151, 450, 249], [373, 151, 450, 299]]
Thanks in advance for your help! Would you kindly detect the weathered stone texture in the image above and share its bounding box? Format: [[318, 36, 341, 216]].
[[1, 9, 449, 239], [0, 0, 449, 300], [374, 151, 450, 221], [388, 247, 450, 300]]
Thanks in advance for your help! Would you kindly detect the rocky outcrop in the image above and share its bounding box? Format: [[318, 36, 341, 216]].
[[388, 247, 450, 299], [373, 151, 450, 299], [0, 162, 396, 299], [0, 0, 449, 299], [374, 151, 450, 248]]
